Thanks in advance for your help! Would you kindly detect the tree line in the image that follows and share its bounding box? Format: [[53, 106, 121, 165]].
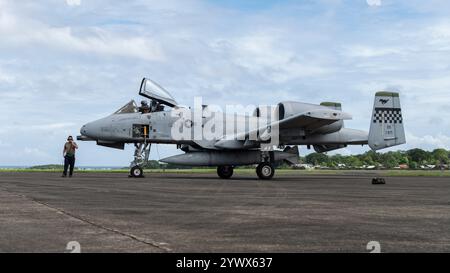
[[303, 148, 449, 169]]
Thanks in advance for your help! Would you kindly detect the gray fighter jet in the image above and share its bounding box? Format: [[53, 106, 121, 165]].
[[77, 78, 405, 179]]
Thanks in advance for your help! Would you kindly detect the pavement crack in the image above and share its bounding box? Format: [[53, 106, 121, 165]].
[[0, 187, 171, 252]]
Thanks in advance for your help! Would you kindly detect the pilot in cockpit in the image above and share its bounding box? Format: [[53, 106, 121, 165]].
[[139, 100, 150, 113], [139, 100, 165, 114], [149, 100, 165, 112], [150, 100, 158, 112]]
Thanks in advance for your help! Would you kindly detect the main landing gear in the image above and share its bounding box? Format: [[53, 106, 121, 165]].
[[256, 162, 275, 180], [217, 165, 234, 179], [255, 151, 275, 180], [130, 165, 144, 178], [216, 163, 275, 180], [129, 142, 151, 178]]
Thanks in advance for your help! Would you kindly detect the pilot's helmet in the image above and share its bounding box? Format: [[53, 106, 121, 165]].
[[141, 100, 148, 106]]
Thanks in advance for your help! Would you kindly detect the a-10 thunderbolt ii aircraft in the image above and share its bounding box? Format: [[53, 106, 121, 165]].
[[77, 78, 405, 179]]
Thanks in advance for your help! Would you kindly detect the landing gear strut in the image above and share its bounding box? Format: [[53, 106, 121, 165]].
[[129, 142, 151, 178], [217, 165, 234, 179]]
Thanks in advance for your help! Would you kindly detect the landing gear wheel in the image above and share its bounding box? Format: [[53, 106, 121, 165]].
[[256, 163, 274, 180], [217, 166, 234, 179], [130, 166, 144, 178]]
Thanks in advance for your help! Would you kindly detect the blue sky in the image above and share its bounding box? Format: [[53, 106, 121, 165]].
[[212, 0, 290, 10], [1, 0, 450, 166]]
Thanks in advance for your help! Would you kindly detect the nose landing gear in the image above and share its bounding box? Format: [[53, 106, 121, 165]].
[[129, 142, 151, 178]]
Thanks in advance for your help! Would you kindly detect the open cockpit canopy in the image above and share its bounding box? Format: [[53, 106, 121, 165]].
[[139, 78, 178, 107]]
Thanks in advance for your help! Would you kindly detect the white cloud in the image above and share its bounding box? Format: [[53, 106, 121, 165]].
[[219, 31, 333, 83], [66, 0, 81, 6], [327, 148, 353, 156], [425, 22, 450, 50], [0, 69, 15, 84], [1, 25, 164, 61], [0, 4, 164, 61], [30, 123, 77, 131], [23, 147, 50, 158], [405, 132, 450, 150], [366, 0, 382, 7], [0, 123, 77, 135], [342, 45, 401, 58]]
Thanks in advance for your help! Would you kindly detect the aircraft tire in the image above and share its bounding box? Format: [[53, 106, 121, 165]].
[[130, 166, 144, 178], [217, 166, 233, 179], [256, 163, 275, 180]]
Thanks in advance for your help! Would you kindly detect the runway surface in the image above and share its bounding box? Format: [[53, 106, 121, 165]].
[[0, 172, 449, 252]]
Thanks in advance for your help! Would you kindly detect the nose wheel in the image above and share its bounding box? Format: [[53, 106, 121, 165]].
[[256, 162, 274, 180]]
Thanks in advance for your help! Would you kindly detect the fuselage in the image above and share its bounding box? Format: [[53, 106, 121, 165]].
[[79, 107, 369, 149]]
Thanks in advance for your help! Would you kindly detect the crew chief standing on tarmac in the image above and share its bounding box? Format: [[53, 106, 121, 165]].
[[62, 136, 78, 177]]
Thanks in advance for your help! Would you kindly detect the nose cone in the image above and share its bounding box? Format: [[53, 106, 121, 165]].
[[77, 123, 92, 141], [80, 124, 87, 135], [79, 122, 96, 140], [80, 118, 106, 140]]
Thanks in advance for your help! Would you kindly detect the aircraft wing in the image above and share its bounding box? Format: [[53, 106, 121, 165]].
[[275, 108, 351, 131], [214, 108, 352, 149]]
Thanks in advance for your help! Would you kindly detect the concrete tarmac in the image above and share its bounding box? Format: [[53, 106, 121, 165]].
[[0, 172, 449, 252]]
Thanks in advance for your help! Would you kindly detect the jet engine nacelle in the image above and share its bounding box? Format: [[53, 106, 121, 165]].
[[313, 144, 347, 153], [276, 101, 344, 134]]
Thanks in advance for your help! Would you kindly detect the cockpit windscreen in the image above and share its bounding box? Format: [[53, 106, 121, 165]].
[[113, 100, 138, 114]]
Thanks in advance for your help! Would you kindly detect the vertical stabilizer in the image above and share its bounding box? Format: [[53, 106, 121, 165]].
[[369, 92, 406, 150]]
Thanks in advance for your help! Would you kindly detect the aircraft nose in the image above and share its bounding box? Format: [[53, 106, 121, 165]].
[[80, 123, 91, 135], [79, 116, 113, 140], [80, 124, 87, 135], [77, 123, 92, 141], [80, 122, 96, 139]]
